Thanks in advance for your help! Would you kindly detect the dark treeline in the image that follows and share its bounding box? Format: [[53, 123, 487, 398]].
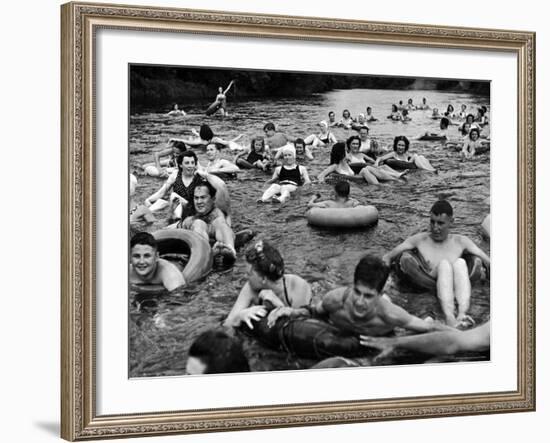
[[130, 65, 490, 112]]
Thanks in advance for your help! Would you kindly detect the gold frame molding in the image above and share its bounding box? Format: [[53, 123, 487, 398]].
[[61, 1, 536, 441]]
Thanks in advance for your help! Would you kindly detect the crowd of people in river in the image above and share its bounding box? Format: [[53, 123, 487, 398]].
[[130, 94, 491, 374]]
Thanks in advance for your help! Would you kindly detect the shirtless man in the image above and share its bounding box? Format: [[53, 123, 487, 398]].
[[268, 255, 452, 334], [180, 181, 236, 269], [263, 122, 294, 150], [307, 181, 359, 209], [383, 200, 491, 328], [129, 232, 185, 291]]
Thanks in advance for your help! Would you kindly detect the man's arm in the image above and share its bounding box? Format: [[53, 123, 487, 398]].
[[145, 172, 176, 205], [153, 147, 173, 170], [159, 260, 186, 291], [382, 234, 420, 266], [381, 299, 453, 333], [460, 236, 491, 269]]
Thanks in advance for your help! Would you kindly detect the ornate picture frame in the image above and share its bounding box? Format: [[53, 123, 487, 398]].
[[61, 1, 535, 440]]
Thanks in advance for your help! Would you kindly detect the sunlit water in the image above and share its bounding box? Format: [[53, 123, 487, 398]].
[[129, 88, 491, 377]]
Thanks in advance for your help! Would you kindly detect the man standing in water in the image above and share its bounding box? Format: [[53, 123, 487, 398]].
[[383, 200, 490, 328], [214, 80, 234, 116], [129, 232, 186, 291]]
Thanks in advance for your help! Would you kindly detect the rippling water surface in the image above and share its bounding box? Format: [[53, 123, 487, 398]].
[[129, 89, 490, 377]]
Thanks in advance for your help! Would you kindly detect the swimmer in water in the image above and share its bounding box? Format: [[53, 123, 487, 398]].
[[235, 136, 272, 171], [338, 109, 354, 129], [376, 136, 437, 172], [387, 104, 403, 121], [461, 128, 490, 160], [147, 139, 187, 178], [418, 97, 430, 110], [171, 124, 242, 150], [167, 103, 186, 117], [383, 200, 491, 328], [317, 142, 380, 185], [263, 122, 295, 150], [223, 240, 312, 329], [365, 106, 378, 122], [258, 145, 311, 203], [401, 109, 412, 122], [307, 180, 360, 209], [269, 255, 454, 335], [327, 110, 339, 127], [129, 232, 186, 291], [431, 107, 441, 119], [203, 143, 240, 174], [129, 174, 155, 224], [304, 121, 337, 148], [213, 80, 234, 117], [274, 138, 313, 162]]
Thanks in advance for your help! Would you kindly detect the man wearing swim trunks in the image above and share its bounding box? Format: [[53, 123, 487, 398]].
[[267, 255, 452, 335], [129, 232, 186, 291], [383, 200, 491, 328], [180, 181, 236, 269]]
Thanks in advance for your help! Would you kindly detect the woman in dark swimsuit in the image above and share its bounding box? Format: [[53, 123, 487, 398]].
[[376, 135, 437, 172], [235, 136, 271, 171], [223, 240, 312, 329]]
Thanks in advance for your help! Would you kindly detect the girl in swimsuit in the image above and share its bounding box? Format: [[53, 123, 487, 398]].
[[461, 128, 490, 159], [387, 104, 403, 121], [304, 121, 337, 147], [223, 240, 312, 329], [444, 104, 456, 119], [258, 145, 311, 203], [376, 136, 437, 172], [338, 109, 354, 129], [317, 142, 380, 185], [235, 137, 271, 171], [213, 80, 234, 117], [365, 106, 378, 122]]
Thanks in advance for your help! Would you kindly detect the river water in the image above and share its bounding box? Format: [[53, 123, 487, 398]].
[[129, 88, 490, 377]]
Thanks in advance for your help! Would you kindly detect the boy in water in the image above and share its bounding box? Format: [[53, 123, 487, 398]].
[[267, 255, 452, 335], [307, 181, 359, 209], [383, 200, 490, 328], [129, 232, 186, 291]]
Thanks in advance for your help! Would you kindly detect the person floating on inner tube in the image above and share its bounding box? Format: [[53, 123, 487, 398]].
[[235, 136, 272, 171], [375, 136, 437, 173], [167, 103, 186, 117], [461, 128, 490, 160], [145, 139, 187, 178], [303, 121, 337, 148], [382, 200, 491, 328], [258, 145, 311, 204], [317, 142, 379, 185], [223, 240, 312, 330], [360, 321, 490, 362], [179, 179, 236, 270], [130, 174, 155, 224], [337, 109, 354, 129], [203, 143, 241, 175], [387, 104, 403, 121], [129, 232, 186, 292], [263, 122, 295, 150], [274, 138, 313, 163], [170, 124, 243, 150], [307, 181, 359, 209], [268, 254, 454, 335]]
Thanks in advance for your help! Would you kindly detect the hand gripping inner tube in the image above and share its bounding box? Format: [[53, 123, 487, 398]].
[[242, 315, 376, 359], [384, 158, 417, 171], [397, 250, 484, 290], [418, 135, 447, 141], [306, 205, 378, 229]]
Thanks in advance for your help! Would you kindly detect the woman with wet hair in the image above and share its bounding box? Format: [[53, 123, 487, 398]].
[[223, 240, 312, 330]]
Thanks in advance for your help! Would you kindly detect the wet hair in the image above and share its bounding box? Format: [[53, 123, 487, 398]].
[[393, 135, 410, 152], [346, 135, 361, 150], [245, 240, 284, 281], [250, 136, 265, 152], [263, 122, 276, 132], [469, 128, 480, 140], [440, 117, 450, 129], [391, 104, 398, 112], [199, 124, 214, 141], [188, 329, 250, 374], [130, 232, 157, 250], [176, 151, 198, 168], [330, 142, 347, 165], [171, 140, 187, 153], [334, 181, 350, 198], [194, 180, 217, 198], [353, 255, 390, 292], [430, 199, 454, 217]]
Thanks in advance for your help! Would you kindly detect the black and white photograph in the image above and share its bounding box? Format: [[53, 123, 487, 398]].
[[128, 65, 491, 378]]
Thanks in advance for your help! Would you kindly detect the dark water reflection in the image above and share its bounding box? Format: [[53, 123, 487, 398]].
[[129, 89, 490, 377]]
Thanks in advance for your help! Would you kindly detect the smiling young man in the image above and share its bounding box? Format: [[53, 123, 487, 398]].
[[129, 232, 186, 291], [383, 200, 491, 328], [297, 255, 451, 337]]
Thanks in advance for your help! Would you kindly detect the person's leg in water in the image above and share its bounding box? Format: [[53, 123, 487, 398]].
[[368, 165, 408, 181], [413, 154, 437, 172], [190, 219, 210, 241], [211, 219, 237, 269], [304, 134, 321, 148], [273, 184, 297, 203], [259, 184, 281, 202], [453, 258, 474, 327], [359, 166, 379, 184], [236, 158, 254, 169], [435, 259, 459, 327]]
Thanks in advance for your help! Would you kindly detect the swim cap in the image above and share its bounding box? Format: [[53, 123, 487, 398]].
[[319, 120, 328, 129], [280, 144, 296, 158]]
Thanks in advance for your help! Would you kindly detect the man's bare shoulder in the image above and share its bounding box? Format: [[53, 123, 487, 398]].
[[322, 287, 348, 310], [406, 232, 430, 245]]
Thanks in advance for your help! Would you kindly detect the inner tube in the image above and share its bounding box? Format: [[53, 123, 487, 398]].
[[306, 205, 378, 229], [242, 315, 376, 359], [481, 214, 490, 239], [325, 172, 365, 185], [396, 250, 484, 290], [384, 158, 417, 171], [418, 135, 447, 141], [156, 229, 212, 280], [205, 100, 222, 116], [209, 170, 238, 180]]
